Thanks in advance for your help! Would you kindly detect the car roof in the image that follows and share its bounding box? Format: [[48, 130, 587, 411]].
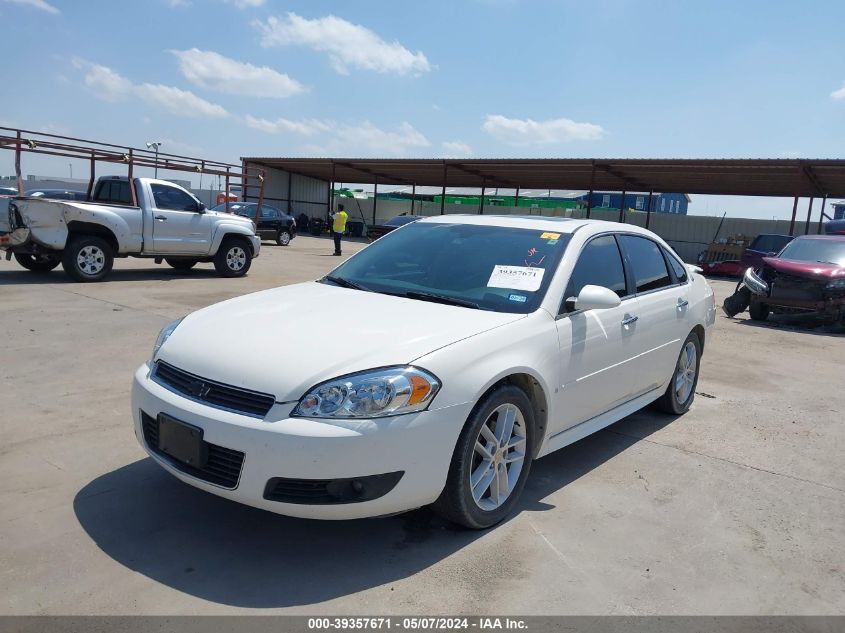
[[417, 214, 652, 236], [793, 234, 845, 241]]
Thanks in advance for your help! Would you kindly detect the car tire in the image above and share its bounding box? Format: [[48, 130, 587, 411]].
[[165, 258, 198, 271], [14, 253, 61, 272], [61, 235, 114, 282], [653, 331, 702, 415], [213, 237, 252, 277], [749, 302, 770, 321], [276, 229, 292, 246], [432, 384, 535, 529]]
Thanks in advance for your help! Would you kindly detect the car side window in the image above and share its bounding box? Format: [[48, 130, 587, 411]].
[[261, 206, 280, 219], [663, 248, 688, 283], [618, 235, 672, 293], [151, 183, 197, 211], [562, 235, 627, 313]]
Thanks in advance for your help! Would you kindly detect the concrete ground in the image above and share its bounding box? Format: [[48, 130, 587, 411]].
[[1, 236, 843, 615]]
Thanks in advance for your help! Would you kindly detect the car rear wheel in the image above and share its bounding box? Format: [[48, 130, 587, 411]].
[[276, 229, 292, 246], [61, 235, 114, 282], [14, 253, 61, 272], [213, 238, 252, 277], [653, 331, 701, 415], [432, 384, 534, 529], [749, 302, 770, 321]]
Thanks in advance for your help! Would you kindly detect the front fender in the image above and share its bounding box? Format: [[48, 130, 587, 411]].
[[210, 222, 260, 254]]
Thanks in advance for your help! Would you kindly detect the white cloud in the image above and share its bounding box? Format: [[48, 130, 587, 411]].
[[244, 115, 332, 135], [253, 13, 431, 76], [73, 59, 228, 119], [3, 0, 60, 14], [301, 121, 430, 157], [482, 114, 605, 145], [171, 49, 306, 98], [226, 0, 264, 7], [441, 141, 473, 158], [831, 81, 845, 101], [167, 0, 191, 7]]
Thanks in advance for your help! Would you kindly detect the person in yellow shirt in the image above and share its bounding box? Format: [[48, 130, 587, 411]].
[[331, 204, 349, 256]]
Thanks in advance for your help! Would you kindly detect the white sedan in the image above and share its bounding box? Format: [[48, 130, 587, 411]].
[[132, 216, 716, 528]]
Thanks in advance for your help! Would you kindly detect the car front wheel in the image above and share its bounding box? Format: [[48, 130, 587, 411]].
[[213, 238, 252, 277], [276, 229, 292, 246], [433, 384, 534, 529]]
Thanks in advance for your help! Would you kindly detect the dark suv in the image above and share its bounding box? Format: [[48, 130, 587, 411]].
[[741, 233, 793, 271], [212, 202, 296, 246]]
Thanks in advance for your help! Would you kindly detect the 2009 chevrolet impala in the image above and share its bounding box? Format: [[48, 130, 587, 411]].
[[132, 215, 716, 528]]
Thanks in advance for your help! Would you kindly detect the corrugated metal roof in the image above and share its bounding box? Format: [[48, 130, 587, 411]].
[[241, 157, 845, 198]]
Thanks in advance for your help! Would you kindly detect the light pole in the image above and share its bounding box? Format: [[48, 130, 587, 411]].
[[68, 163, 72, 179], [146, 141, 162, 178]]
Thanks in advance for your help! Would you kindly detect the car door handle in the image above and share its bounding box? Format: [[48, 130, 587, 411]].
[[621, 314, 639, 326], [677, 298, 689, 308], [154, 215, 167, 220]]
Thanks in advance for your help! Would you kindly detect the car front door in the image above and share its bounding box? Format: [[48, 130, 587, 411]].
[[150, 183, 213, 254], [552, 234, 642, 434], [258, 206, 281, 238], [616, 234, 690, 397]]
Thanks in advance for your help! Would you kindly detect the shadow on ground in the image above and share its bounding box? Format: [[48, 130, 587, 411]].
[[0, 267, 227, 285], [73, 410, 676, 608], [731, 314, 845, 337]]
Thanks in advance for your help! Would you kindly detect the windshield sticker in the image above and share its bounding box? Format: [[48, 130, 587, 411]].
[[487, 265, 546, 292], [540, 232, 560, 240], [527, 247, 538, 256], [547, 239, 559, 245], [508, 294, 528, 303]]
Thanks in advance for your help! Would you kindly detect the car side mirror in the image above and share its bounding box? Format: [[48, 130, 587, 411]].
[[566, 285, 622, 312], [196, 202, 206, 213]]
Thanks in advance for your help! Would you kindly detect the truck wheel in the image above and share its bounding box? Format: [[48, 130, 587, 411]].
[[749, 301, 770, 322], [214, 238, 252, 277], [62, 235, 114, 282], [165, 258, 198, 271], [276, 229, 292, 246], [14, 253, 61, 272]]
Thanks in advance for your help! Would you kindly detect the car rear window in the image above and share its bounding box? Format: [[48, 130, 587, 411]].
[[94, 180, 133, 205], [750, 234, 793, 253], [618, 235, 673, 293]]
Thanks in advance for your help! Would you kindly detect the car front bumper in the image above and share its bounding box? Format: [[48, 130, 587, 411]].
[[131, 364, 472, 520]]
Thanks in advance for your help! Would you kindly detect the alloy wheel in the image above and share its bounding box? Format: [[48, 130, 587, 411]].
[[469, 403, 527, 511], [77, 245, 106, 275], [674, 341, 697, 404], [226, 246, 246, 271]]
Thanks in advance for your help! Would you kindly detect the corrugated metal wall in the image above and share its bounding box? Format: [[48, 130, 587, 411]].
[[244, 162, 329, 219]]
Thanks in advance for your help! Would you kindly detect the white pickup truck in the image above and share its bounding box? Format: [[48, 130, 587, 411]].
[[0, 176, 260, 282]]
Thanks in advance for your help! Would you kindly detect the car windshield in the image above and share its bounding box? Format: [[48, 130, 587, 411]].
[[324, 222, 571, 313], [778, 239, 845, 266]]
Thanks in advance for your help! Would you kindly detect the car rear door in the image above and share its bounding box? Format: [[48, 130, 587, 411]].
[[149, 183, 213, 254], [616, 235, 690, 397], [552, 234, 642, 432]]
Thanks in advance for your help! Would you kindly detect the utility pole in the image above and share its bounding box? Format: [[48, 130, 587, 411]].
[[146, 141, 163, 178]]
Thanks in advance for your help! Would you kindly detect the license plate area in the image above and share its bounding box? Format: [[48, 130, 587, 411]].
[[157, 414, 207, 468]]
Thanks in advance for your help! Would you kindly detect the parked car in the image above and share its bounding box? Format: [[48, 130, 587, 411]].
[[367, 214, 424, 240], [743, 235, 845, 323], [824, 219, 845, 235], [1, 176, 259, 281], [27, 188, 88, 201], [0, 186, 17, 196], [212, 201, 296, 246], [740, 233, 793, 271], [133, 216, 716, 528], [700, 259, 745, 278]]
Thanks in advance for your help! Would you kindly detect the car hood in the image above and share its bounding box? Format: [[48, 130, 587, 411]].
[[762, 257, 845, 279], [157, 282, 526, 402]]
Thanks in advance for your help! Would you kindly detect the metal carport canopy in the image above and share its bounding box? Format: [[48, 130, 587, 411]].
[[241, 157, 845, 198]]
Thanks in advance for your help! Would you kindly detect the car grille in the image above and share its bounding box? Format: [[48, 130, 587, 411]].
[[769, 273, 825, 302], [141, 411, 244, 489], [263, 472, 404, 505], [153, 361, 275, 418]]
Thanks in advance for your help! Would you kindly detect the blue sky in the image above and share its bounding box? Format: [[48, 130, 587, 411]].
[[1, 0, 844, 218]]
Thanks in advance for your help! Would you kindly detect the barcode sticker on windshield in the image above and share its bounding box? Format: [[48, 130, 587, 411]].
[[487, 265, 546, 291]]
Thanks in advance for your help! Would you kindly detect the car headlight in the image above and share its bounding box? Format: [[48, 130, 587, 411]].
[[825, 278, 845, 290], [292, 366, 441, 419], [152, 318, 183, 360]]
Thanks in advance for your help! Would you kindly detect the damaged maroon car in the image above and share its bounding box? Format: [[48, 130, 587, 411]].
[[742, 235, 845, 324]]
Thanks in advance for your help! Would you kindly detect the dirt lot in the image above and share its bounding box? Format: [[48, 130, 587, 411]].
[[1, 236, 843, 615]]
